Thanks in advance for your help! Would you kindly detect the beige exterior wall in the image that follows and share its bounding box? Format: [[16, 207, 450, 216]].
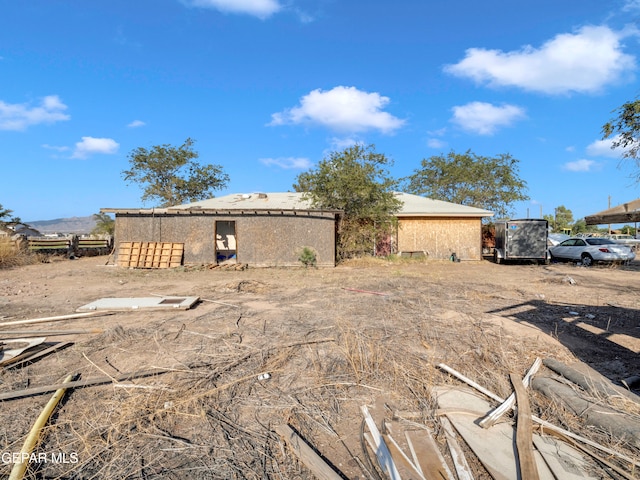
[[397, 217, 483, 260], [114, 213, 337, 267]]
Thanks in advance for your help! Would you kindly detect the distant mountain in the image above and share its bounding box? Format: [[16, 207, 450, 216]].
[[27, 216, 97, 235]]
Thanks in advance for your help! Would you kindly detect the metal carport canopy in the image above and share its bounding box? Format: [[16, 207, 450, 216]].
[[584, 198, 640, 225]]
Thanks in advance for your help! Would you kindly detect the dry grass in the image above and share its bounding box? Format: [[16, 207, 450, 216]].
[[0, 258, 638, 479], [0, 238, 39, 269]]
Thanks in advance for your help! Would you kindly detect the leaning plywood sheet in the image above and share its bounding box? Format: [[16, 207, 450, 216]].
[[434, 386, 600, 480], [77, 296, 199, 312], [117, 242, 184, 268]]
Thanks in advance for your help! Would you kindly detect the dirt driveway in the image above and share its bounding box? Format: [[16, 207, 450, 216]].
[[0, 256, 638, 478]]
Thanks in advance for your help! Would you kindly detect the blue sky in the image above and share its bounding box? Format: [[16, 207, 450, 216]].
[[1, 0, 640, 224]]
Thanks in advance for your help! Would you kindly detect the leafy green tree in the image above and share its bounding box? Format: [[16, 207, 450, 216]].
[[571, 219, 603, 236], [403, 150, 529, 219], [544, 205, 574, 232], [0, 204, 21, 227], [123, 138, 229, 207], [622, 225, 636, 235], [91, 212, 115, 236], [602, 97, 640, 180], [293, 144, 402, 260]]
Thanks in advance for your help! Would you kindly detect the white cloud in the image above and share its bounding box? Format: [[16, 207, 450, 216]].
[[0, 95, 70, 131], [72, 137, 120, 159], [427, 138, 447, 149], [451, 102, 526, 135], [42, 144, 70, 152], [329, 136, 360, 151], [563, 159, 598, 172], [259, 157, 313, 169], [586, 136, 630, 158], [183, 0, 282, 19], [623, 0, 640, 12], [128, 120, 146, 128], [444, 26, 636, 94], [270, 86, 405, 134]]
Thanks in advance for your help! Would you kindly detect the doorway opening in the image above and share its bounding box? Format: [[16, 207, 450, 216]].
[[215, 221, 237, 264]]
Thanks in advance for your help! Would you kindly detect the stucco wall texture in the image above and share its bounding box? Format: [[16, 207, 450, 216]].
[[114, 213, 337, 267]]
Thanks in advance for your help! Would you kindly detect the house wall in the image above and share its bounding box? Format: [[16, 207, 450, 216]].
[[397, 217, 483, 260], [114, 213, 336, 267]]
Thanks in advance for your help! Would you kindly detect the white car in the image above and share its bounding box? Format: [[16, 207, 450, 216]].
[[549, 237, 635, 266], [547, 233, 570, 246], [604, 234, 640, 248]]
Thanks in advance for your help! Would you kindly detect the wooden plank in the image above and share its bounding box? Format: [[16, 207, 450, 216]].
[[0, 311, 113, 328], [382, 431, 426, 480], [439, 416, 474, 480], [274, 424, 343, 480], [510, 373, 540, 480], [404, 429, 455, 480], [480, 357, 542, 428], [0, 369, 165, 401], [361, 405, 402, 480], [117, 242, 183, 268], [2, 342, 73, 369], [0, 329, 102, 337]]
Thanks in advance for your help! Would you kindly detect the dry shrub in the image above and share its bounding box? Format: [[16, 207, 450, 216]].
[[0, 237, 38, 268]]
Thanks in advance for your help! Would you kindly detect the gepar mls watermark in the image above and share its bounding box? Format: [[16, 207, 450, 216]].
[[2, 452, 79, 464]]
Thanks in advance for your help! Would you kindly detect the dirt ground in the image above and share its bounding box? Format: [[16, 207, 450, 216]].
[[0, 255, 639, 479]]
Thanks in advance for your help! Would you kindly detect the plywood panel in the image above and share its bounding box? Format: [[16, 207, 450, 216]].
[[397, 217, 482, 260], [117, 242, 183, 268]]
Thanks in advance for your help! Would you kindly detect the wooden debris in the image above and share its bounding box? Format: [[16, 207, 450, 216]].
[[206, 262, 247, 270], [404, 429, 455, 480], [274, 424, 343, 480], [0, 337, 46, 364], [439, 416, 474, 480], [0, 329, 103, 338], [361, 405, 402, 480], [435, 386, 600, 480], [117, 241, 184, 268], [381, 430, 426, 480], [510, 372, 540, 480], [543, 358, 640, 405], [2, 342, 73, 369], [0, 369, 166, 401], [532, 376, 640, 448], [480, 357, 541, 428], [9, 374, 74, 480], [0, 311, 113, 328], [437, 363, 640, 470]]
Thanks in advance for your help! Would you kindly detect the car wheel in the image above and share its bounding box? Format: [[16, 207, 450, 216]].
[[581, 253, 593, 267]]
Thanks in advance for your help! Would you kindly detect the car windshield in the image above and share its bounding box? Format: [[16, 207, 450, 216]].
[[586, 238, 615, 245]]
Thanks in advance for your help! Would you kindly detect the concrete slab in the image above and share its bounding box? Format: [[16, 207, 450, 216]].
[[76, 296, 200, 312]]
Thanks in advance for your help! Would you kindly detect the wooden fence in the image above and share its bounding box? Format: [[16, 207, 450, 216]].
[[24, 236, 113, 257]]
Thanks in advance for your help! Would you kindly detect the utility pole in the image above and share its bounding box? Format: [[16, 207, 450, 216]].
[[608, 195, 611, 234]]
